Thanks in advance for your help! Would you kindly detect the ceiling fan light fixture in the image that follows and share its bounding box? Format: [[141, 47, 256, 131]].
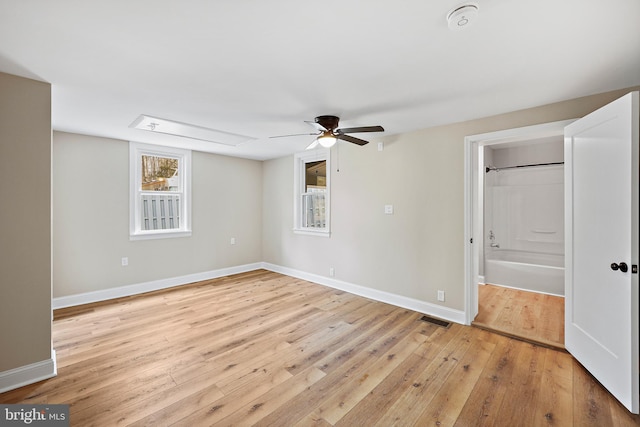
[[317, 133, 337, 148]]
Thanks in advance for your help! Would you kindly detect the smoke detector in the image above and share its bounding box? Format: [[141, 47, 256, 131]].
[[447, 3, 479, 30]]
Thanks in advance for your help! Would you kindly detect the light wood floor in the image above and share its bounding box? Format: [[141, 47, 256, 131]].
[[2, 270, 638, 426], [473, 284, 565, 350]]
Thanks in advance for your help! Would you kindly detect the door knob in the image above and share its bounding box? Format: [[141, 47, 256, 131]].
[[611, 262, 629, 273]]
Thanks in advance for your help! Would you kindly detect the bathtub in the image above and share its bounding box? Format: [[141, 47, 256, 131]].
[[484, 250, 564, 296]]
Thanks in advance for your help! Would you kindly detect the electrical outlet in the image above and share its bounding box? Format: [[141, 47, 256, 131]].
[[230, 237, 236, 245], [384, 205, 394, 214], [437, 290, 445, 302], [329, 267, 335, 277], [121, 257, 128, 267]]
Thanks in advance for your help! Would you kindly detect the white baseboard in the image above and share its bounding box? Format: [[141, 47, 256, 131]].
[[52, 261, 466, 325], [0, 350, 57, 394], [262, 263, 466, 325], [52, 263, 263, 309]]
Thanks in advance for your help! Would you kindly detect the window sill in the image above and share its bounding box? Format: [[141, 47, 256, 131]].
[[130, 230, 192, 241], [293, 228, 331, 238]]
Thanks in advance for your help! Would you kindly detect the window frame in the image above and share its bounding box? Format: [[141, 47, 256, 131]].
[[129, 142, 192, 240], [293, 148, 331, 237]]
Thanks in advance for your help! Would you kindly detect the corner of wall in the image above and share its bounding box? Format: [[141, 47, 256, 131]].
[[0, 351, 57, 394]]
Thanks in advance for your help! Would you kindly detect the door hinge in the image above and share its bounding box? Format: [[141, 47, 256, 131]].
[[470, 238, 473, 244]]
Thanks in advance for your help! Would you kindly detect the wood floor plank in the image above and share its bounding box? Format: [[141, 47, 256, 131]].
[[132, 369, 294, 426], [476, 284, 510, 325], [494, 342, 546, 425], [293, 413, 333, 427], [254, 309, 426, 426], [166, 368, 294, 426], [413, 328, 499, 426], [474, 284, 565, 350], [281, 306, 402, 377], [610, 398, 640, 427], [374, 326, 479, 426], [533, 349, 574, 426], [215, 366, 327, 426], [333, 325, 468, 426], [72, 367, 224, 426], [2, 270, 638, 426], [312, 331, 428, 425], [572, 362, 616, 426], [454, 335, 523, 426], [333, 353, 434, 426]]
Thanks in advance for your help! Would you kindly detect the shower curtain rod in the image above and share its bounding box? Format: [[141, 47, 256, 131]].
[[485, 161, 564, 173]]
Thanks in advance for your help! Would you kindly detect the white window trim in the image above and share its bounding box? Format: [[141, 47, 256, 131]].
[[293, 148, 330, 237], [129, 142, 192, 240]]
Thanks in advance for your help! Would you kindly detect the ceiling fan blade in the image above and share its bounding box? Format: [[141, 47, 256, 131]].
[[337, 134, 369, 146], [305, 140, 319, 150], [305, 120, 327, 132], [269, 132, 320, 139], [336, 125, 384, 134]]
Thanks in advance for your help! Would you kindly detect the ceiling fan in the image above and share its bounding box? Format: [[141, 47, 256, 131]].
[[271, 115, 384, 149]]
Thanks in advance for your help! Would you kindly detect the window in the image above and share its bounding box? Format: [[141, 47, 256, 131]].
[[130, 142, 191, 240], [294, 149, 330, 236]]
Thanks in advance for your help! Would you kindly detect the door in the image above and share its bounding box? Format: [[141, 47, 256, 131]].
[[565, 91, 639, 413]]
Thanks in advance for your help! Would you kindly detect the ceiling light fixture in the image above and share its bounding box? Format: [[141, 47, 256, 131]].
[[129, 114, 255, 146], [447, 3, 479, 30], [316, 132, 337, 148]]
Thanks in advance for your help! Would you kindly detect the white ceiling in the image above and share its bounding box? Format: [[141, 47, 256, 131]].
[[1, 0, 638, 160]]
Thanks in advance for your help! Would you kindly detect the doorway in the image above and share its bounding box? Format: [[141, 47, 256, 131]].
[[477, 136, 566, 348], [463, 120, 576, 347], [464, 93, 640, 413]]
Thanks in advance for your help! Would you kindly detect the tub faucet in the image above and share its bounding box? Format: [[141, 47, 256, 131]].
[[489, 230, 500, 248]]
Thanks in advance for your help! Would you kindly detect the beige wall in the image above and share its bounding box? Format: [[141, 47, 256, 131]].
[[262, 87, 639, 312], [53, 132, 263, 297], [0, 72, 52, 371]]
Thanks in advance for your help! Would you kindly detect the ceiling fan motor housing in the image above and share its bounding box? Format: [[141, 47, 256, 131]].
[[315, 115, 340, 131]]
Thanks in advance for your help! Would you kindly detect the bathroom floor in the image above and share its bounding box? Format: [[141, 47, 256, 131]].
[[472, 284, 565, 350]]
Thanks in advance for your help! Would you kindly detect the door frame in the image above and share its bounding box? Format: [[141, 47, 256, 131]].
[[463, 119, 576, 324]]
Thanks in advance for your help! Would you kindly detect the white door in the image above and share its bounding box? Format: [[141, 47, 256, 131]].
[[565, 91, 639, 413]]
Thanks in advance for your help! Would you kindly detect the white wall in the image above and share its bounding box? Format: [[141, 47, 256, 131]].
[[53, 131, 263, 298]]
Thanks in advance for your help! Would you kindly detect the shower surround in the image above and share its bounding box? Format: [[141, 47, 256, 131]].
[[484, 163, 565, 296]]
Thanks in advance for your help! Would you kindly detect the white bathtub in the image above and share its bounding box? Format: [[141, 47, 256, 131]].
[[484, 251, 564, 296]]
